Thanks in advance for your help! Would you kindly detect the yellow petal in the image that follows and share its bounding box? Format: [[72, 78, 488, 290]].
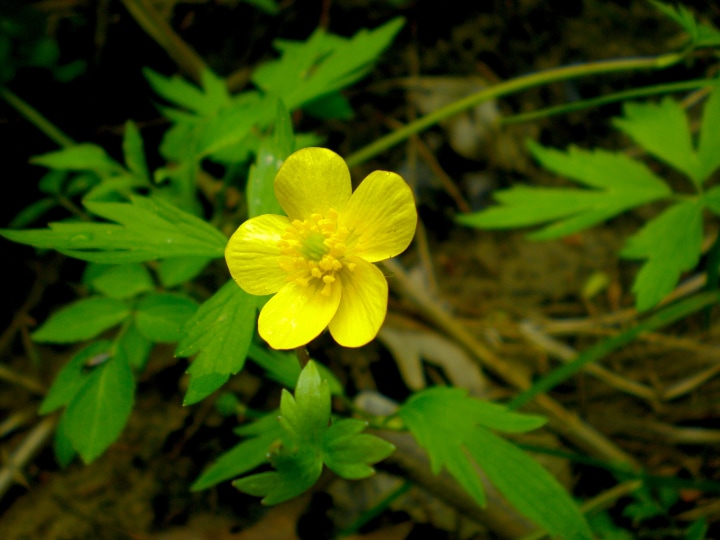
[[274, 147, 352, 221], [328, 257, 388, 348], [259, 280, 341, 350], [339, 171, 417, 262], [225, 214, 289, 295]]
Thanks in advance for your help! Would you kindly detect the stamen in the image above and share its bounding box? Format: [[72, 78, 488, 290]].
[[276, 208, 350, 291]]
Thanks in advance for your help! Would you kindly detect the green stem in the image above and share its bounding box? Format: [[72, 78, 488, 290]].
[[346, 52, 685, 168], [501, 77, 720, 126], [0, 86, 75, 148], [338, 481, 412, 536], [294, 346, 310, 368]]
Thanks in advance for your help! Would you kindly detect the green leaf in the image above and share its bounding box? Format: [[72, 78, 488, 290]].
[[685, 518, 709, 540], [134, 292, 198, 343], [196, 95, 275, 158], [247, 100, 294, 218], [399, 387, 590, 539], [457, 144, 671, 240], [176, 281, 257, 405], [234, 362, 328, 504], [399, 387, 546, 506], [191, 413, 284, 491], [82, 174, 150, 201], [39, 341, 113, 414], [144, 67, 231, 116], [697, 88, 720, 180], [651, 1, 720, 48], [303, 91, 354, 120], [54, 413, 77, 467], [0, 195, 228, 264], [248, 342, 344, 395], [9, 198, 57, 229], [233, 444, 322, 505], [122, 120, 150, 182], [84, 263, 154, 299], [117, 321, 153, 371], [323, 418, 394, 479], [703, 185, 720, 215], [234, 362, 389, 504], [280, 361, 331, 444], [30, 144, 124, 175], [38, 170, 67, 195], [157, 256, 211, 288], [613, 97, 704, 186], [251, 18, 404, 114], [241, 0, 280, 15], [620, 200, 704, 311], [470, 428, 592, 540], [183, 373, 230, 405], [63, 348, 135, 463], [32, 297, 130, 343]]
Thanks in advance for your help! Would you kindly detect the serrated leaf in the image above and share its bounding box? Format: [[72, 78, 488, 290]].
[[144, 68, 230, 116], [84, 263, 154, 299], [323, 418, 394, 479], [192, 414, 284, 491], [31, 144, 124, 175], [613, 97, 704, 186], [122, 120, 150, 182], [251, 18, 403, 114], [0, 195, 227, 264], [457, 144, 671, 240], [247, 100, 293, 218], [621, 200, 704, 311], [236, 375, 325, 504], [134, 292, 198, 343], [280, 361, 330, 444], [233, 444, 322, 505], [651, 1, 720, 48], [470, 427, 593, 540], [398, 387, 546, 507], [234, 362, 393, 504], [176, 281, 257, 405], [399, 387, 590, 539], [39, 341, 113, 414], [697, 88, 720, 180], [195, 95, 275, 158], [64, 348, 135, 463], [32, 297, 130, 343]]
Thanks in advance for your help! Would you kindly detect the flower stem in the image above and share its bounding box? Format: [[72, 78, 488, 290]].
[[0, 86, 75, 148], [294, 346, 310, 368], [346, 52, 685, 167]]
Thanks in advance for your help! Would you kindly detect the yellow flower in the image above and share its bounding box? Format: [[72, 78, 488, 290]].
[[225, 147, 417, 350]]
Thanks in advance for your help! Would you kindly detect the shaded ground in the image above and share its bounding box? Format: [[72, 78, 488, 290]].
[[2, 1, 720, 539]]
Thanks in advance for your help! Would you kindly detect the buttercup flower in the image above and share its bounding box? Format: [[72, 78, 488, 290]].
[[225, 147, 417, 350]]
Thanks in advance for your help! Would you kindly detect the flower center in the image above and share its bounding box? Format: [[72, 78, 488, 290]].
[[277, 209, 356, 295]]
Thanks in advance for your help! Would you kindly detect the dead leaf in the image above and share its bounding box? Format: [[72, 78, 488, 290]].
[[378, 326, 487, 396]]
